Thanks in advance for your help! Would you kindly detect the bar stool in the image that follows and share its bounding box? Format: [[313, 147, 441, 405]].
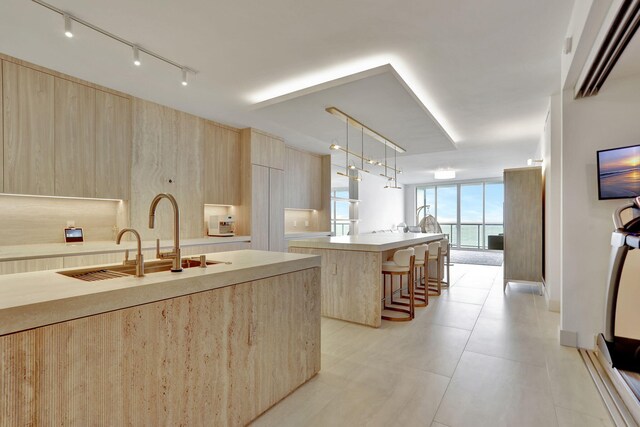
[[427, 241, 442, 296], [411, 244, 429, 307], [440, 238, 451, 288], [381, 248, 416, 321]]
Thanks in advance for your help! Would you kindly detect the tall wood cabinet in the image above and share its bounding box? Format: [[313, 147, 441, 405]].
[[240, 129, 285, 251], [503, 166, 543, 292]]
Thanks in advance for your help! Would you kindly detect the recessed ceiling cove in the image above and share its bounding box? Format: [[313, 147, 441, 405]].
[[253, 65, 456, 158]]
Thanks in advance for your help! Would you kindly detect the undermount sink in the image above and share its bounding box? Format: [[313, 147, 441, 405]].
[[58, 258, 225, 282]]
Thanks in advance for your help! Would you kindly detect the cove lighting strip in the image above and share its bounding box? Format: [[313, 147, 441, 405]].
[[32, 0, 197, 84], [326, 107, 405, 153]]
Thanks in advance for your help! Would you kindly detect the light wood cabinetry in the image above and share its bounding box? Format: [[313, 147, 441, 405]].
[[0, 267, 320, 426], [130, 99, 204, 240], [269, 168, 285, 251], [241, 128, 285, 170], [0, 63, 3, 191], [2, 58, 132, 200], [2, 61, 55, 195], [239, 129, 286, 251], [503, 166, 543, 291], [95, 91, 131, 200], [204, 122, 241, 206], [0, 258, 63, 275], [285, 146, 322, 210], [251, 165, 270, 250], [175, 111, 205, 239], [54, 78, 96, 197]]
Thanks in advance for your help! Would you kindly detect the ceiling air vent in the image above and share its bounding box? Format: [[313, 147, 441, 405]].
[[576, 0, 640, 98]]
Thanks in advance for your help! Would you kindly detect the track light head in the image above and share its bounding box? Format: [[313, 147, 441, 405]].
[[64, 13, 73, 38], [181, 68, 188, 86], [132, 46, 141, 66], [330, 144, 341, 150]]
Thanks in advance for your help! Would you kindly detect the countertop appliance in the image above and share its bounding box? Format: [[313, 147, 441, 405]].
[[208, 215, 235, 237]]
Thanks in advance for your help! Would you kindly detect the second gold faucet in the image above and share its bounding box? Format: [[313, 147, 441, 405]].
[[149, 193, 182, 272]]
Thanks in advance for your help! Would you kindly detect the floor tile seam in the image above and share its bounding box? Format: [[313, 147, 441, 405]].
[[553, 402, 613, 423], [432, 296, 482, 421], [462, 348, 548, 369]]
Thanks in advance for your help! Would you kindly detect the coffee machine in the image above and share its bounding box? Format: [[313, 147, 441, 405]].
[[208, 215, 235, 237]]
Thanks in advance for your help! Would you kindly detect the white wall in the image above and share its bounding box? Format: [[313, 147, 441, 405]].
[[560, 74, 640, 349], [543, 94, 562, 312], [358, 173, 405, 233]]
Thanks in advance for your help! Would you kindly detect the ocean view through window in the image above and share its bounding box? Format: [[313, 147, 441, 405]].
[[416, 180, 504, 249]]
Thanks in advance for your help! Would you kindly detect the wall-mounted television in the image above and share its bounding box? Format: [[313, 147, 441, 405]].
[[597, 144, 640, 200]]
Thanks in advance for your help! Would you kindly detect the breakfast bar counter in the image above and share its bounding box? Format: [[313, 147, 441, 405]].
[[289, 233, 443, 327]]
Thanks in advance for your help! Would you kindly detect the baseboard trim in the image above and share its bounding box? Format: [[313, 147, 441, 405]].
[[560, 329, 578, 347]]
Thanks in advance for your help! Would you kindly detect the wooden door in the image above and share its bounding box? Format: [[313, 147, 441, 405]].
[[2, 61, 55, 195]]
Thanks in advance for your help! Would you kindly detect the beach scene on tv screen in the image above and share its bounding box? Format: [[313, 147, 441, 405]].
[[599, 145, 640, 199]]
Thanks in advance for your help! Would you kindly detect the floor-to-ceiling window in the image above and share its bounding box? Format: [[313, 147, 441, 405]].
[[331, 188, 351, 236], [416, 180, 503, 249]]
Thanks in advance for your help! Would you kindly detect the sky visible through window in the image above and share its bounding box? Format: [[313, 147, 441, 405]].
[[417, 181, 504, 249]]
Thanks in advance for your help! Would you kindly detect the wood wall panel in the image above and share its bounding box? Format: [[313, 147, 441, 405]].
[[130, 99, 178, 241], [54, 78, 96, 197], [95, 91, 131, 200], [0, 194, 125, 246], [204, 122, 240, 205], [130, 99, 205, 241], [0, 268, 320, 426], [2, 61, 55, 195]]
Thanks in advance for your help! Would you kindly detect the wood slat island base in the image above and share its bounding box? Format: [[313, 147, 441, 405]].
[[0, 252, 320, 426], [289, 233, 443, 328]]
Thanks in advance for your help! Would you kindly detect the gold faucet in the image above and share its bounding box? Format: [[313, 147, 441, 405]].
[[116, 228, 144, 277], [148, 193, 182, 272]]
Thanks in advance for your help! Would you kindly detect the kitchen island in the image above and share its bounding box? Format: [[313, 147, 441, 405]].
[[289, 233, 443, 327], [0, 250, 320, 426]]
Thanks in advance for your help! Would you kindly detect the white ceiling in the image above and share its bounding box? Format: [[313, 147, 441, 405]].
[[0, 0, 575, 183]]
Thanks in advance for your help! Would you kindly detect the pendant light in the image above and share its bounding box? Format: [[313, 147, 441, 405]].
[[337, 119, 351, 179]]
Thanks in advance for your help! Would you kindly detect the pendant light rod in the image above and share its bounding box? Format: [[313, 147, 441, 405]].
[[32, 0, 197, 75], [329, 144, 396, 173], [326, 107, 406, 153]]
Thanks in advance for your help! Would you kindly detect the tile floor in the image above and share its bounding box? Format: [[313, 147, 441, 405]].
[[251, 263, 613, 427]]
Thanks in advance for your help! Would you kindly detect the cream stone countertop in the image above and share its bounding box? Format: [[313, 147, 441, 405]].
[[287, 232, 444, 252], [284, 231, 332, 239], [0, 249, 319, 336], [0, 236, 251, 262]]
